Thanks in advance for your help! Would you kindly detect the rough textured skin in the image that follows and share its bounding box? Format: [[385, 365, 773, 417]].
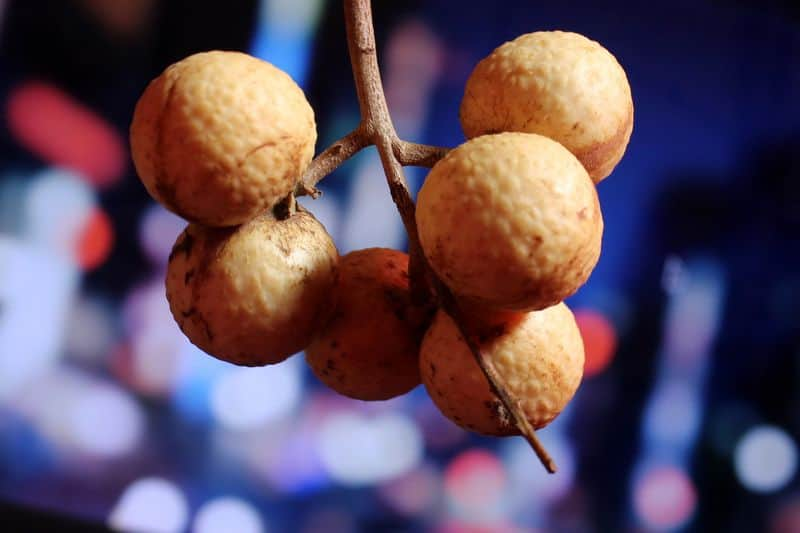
[[166, 211, 338, 366], [416, 132, 603, 311], [130, 51, 316, 226], [420, 303, 584, 436], [305, 248, 434, 401], [460, 31, 633, 183]]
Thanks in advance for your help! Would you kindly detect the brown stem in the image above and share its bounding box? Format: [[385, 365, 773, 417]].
[[341, 0, 556, 473], [393, 139, 450, 168], [296, 128, 368, 197]]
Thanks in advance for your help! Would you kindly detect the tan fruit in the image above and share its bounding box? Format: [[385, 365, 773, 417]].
[[460, 31, 633, 183], [130, 51, 316, 226], [416, 132, 602, 311], [305, 248, 433, 401], [420, 303, 584, 436], [166, 210, 337, 366]]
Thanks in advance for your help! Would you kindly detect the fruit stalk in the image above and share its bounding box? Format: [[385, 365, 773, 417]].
[[341, 0, 557, 473]]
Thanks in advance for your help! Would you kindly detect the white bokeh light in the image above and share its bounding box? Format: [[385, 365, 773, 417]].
[[139, 203, 186, 266], [210, 358, 302, 431], [0, 238, 77, 399], [643, 381, 702, 445], [109, 477, 189, 533], [318, 412, 422, 486], [69, 382, 144, 458], [734, 425, 798, 493], [24, 167, 95, 257], [193, 497, 265, 533]]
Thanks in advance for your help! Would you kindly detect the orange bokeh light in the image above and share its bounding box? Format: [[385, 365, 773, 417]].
[[76, 208, 114, 270], [574, 308, 617, 377]]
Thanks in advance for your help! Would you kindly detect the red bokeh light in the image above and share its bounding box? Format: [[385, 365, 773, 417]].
[[574, 309, 617, 377], [6, 82, 126, 188], [76, 208, 114, 270], [634, 466, 697, 530], [444, 449, 506, 512]]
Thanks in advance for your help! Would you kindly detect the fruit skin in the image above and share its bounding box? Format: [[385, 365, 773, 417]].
[[420, 303, 584, 436], [166, 210, 337, 366], [416, 132, 602, 312], [460, 31, 633, 183], [130, 51, 316, 227], [305, 248, 434, 401]]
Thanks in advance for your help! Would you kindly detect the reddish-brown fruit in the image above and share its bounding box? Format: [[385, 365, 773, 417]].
[[305, 248, 434, 400]]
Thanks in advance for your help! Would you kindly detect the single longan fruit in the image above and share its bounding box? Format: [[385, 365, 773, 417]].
[[131, 51, 316, 226], [460, 31, 633, 183], [416, 132, 602, 311], [166, 210, 337, 366], [305, 248, 434, 401], [420, 303, 584, 436]]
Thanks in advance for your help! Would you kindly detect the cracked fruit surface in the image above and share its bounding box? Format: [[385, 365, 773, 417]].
[[420, 303, 584, 436], [130, 51, 316, 226], [460, 31, 633, 183], [305, 248, 433, 401], [416, 132, 603, 312], [166, 210, 338, 366]]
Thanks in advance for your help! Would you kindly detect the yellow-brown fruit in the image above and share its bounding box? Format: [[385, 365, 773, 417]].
[[305, 248, 433, 401], [416, 132, 602, 311], [166, 211, 337, 366], [420, 303, 584, 436], [460, 31, 633, 183], [130, 51, 316, 226]]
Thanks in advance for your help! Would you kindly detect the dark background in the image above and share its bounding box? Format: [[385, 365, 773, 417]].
[[0, 0, 798, 531]]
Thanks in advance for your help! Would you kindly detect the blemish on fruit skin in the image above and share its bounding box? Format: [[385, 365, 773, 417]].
[[578, 207, 587, 219], [184, 268, 196, 284], [169, 232, 195, 262]]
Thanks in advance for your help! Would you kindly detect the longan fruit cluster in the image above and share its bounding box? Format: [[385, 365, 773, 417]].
[[416, 30, 632, 434], [130, 27, 632, 442]]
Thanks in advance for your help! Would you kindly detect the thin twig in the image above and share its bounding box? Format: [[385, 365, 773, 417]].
[[341, 0, 556, 473], [393, 139, 450, 168], [296, 128, 368, 197]]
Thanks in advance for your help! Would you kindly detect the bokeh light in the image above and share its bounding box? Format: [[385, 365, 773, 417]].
[[0, 237, 76, 399], [444, 448, 507, 523], [501, 432, 575, 507], [734, 425, 798, 493], [642, 381, 701, 446], [318, 412, 423, 486], [75, 207, 113, 270], [770, 493, 800, 533], [24, 167, 95, 259], [210, 358, 302, 431], [633, 466, 697, 531], [68, 381, 144, 458], [573, 308, 617, 377], [379, 462, 441, 517], [193, 497, 266, 533], [63, 295, 116, 363], [138, 203, 186, 266], [108, 477, 189, 533], [6, 82, 126, 188]]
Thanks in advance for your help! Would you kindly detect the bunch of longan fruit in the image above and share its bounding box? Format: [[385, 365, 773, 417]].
[[130, 30, 632, 442]]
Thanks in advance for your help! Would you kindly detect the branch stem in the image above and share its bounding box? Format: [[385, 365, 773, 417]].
[[340, 0, 556, 473]]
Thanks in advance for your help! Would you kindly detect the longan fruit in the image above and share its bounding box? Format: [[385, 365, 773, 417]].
[[130, 51, 316, 226], [460, 31, 633, 183], [420, 303, 584, 436], [305, 248, 434, 401], [166, 210, 337, 366], [416, 132, 602, 312]]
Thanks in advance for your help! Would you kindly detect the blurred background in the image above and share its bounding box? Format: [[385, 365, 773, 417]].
[[0, 0, 798, 531]]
